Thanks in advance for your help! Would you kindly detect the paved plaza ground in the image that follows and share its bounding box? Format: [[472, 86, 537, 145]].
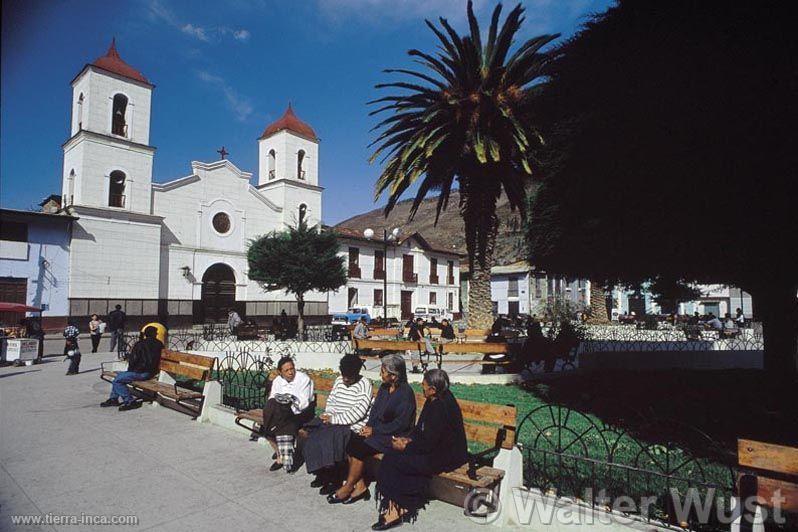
[[0, 352, 500, 532]]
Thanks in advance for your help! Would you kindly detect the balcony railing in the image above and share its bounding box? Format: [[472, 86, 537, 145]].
[[109, 194, 126, 208], [403, 272, 418, 283], [374, 269, 386, 280], [430, 274, 439, 284], [348, 265, 361, 279]]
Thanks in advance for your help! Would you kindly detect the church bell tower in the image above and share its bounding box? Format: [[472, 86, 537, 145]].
[[62, 39, 155, 214]]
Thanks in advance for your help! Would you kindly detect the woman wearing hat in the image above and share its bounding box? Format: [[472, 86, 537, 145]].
[[301, 354, 373, 494]]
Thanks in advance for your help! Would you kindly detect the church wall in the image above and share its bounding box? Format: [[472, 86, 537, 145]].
[[68, 215, 161, 300], [83, 69, 152, 145], [72, 136, 154, 212]]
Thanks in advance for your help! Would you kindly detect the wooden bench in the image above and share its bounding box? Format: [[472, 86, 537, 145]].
[[100, 349, 216, 418], [736, 439, 798, 532], [236, 373, 515, 516]]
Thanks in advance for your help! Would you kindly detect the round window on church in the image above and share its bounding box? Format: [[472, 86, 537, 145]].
[[212, 212, 231, 235]]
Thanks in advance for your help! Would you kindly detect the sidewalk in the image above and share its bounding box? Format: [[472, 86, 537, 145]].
[[0, 352, 501, 531]]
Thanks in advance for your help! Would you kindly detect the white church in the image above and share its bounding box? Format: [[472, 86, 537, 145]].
[[61, 41, 327, 327]]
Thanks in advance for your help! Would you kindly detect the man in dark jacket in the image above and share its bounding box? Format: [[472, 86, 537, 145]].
[[100, 326, 163, 411], [107, 304, 127, 359]]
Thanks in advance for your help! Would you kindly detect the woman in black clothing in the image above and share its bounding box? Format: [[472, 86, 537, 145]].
[[371, 369, 468, 530], [328, 353, 416, 505]]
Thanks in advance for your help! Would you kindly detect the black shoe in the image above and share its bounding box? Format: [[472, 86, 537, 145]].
[[326, 492, 349, 504], [100, 399, 120, 407], [65, 371, 77, 375], [272, 452, 277, 460], [118, 402, 141, 412], [371, 517, 402, 531], [286, 465, 298, 475], [249, 433, 260, 442], [310, 477, 325, 488], [342, 489, 371, 505], [269, 462, 283, 472], [319, 483, 337, 496]]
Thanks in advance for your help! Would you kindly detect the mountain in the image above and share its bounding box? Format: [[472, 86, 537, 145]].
[[334, 190, 527, 266]]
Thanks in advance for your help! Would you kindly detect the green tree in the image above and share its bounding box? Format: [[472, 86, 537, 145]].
[[526, 1, 797, 378], [369, 1, 558, 327], [247, 222, 346, 337]]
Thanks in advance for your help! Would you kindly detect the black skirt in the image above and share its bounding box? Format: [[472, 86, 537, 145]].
[[376, 451, 438, 516], [302, 418, 353, 473], [347, 433, 381, 460], [261, 398, 314, 437]]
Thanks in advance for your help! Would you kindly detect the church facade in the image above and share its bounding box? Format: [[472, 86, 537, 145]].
[[61, 41, 326, 326]]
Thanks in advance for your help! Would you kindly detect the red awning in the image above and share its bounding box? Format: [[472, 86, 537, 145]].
[[0, 302, 42, 313]]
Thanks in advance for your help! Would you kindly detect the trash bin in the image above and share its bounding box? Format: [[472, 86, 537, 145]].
[[141, 322, 167, 346]]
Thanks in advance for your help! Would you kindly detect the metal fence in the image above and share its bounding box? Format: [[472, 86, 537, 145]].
[[214, 349, 285, 411], [580, 324, 764, 352], [517, 404, 737, 531]]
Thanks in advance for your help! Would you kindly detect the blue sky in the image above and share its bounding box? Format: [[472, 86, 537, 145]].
[[1, 0, 612, 224]]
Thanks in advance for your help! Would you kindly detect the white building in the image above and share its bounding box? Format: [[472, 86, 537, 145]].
[[489, 261, 589, 318], [60, 40, 326, 326], [611, 284, 753, 318], [328, 229, 462, 320]]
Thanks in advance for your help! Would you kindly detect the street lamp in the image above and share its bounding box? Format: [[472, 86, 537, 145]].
[[364, 227, 400, 320]]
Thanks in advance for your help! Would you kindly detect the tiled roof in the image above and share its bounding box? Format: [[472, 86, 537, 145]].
[[259, 104, 317, 141], [91, 39, 150, 85]]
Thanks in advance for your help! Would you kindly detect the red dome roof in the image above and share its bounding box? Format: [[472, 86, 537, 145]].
[[91, 39, 150, 85], [260, 104, 317, 141]]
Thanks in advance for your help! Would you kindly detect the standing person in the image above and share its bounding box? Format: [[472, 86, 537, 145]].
[[407, 318, 433, 373], [328, 354, 415, 505], [371, 369, 468, 529], [108, 304, 127, 359], [89, 314, 103, 353], [227, 309, 243, 337], [262, 357, 315, 473], [100, 326, 163, 411], [353, 317, 370, 340], [63, 321, 80, 356], [735, 307, 745, 328], [64, 337, 81, 375]]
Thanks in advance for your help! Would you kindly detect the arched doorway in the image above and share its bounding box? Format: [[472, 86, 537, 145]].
[[199, 263, 237, 323]]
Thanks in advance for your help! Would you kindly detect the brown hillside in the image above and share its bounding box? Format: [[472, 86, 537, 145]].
[[334, 190, 527, 266]]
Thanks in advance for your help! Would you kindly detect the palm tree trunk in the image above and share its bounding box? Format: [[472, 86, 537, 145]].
[[467, 247, 495, 329], [585, 280, 610, 324]]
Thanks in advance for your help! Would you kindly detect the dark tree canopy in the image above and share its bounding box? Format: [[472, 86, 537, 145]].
[[526, 1, 797, 376], [247, 222, 346, 333]]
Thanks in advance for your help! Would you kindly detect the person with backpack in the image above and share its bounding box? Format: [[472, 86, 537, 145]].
[[107, 304, 127, 359]]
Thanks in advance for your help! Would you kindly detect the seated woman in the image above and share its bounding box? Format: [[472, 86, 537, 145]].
[[327, 353, 416, 505], [262, 356, 314, 473], [372, 368, 468, 529], [301, 354, 373, 493]]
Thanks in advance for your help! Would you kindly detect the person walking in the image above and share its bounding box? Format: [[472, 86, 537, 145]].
[[88, 314, 104, 353], [107, 304, 127, 359], [63, 322, 81, 375]]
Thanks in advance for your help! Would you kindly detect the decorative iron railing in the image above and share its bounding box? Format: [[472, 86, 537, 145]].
[[517, 404, 737, 531], [580, 324, 764, 352], [214, 349, 282, 410]]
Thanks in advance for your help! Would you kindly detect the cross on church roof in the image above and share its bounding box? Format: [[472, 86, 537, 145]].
[[217, 146, 228, 160]]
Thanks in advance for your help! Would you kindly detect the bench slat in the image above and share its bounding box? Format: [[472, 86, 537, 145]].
[[738, 439, 798, 475], [442, 343, 508, 354], [464, 421, 515, 449], [162, 350, 216, 369], [159, 359, 209, 381]]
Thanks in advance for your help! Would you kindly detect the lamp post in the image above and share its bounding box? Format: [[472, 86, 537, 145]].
[[364, 227, 400, 320]]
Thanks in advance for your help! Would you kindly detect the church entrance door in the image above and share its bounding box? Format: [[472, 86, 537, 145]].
[[198, 264, 237, 324]]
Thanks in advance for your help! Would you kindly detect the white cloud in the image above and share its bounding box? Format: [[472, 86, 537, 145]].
[[196, 70, 254, 122], [181, 23, 209, 42], [233, 29, 251, 41], [148, 0, 250, 43]]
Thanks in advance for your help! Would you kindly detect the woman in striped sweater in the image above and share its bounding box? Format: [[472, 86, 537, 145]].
[[301, 354, 373, 493]]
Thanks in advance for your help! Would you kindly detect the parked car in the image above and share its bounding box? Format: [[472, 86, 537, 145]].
[[331, 307, 373, 325], [413, 306, 453, 322]]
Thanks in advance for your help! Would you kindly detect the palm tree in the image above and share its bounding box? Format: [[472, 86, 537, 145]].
[[369, 1, 558, 327]]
